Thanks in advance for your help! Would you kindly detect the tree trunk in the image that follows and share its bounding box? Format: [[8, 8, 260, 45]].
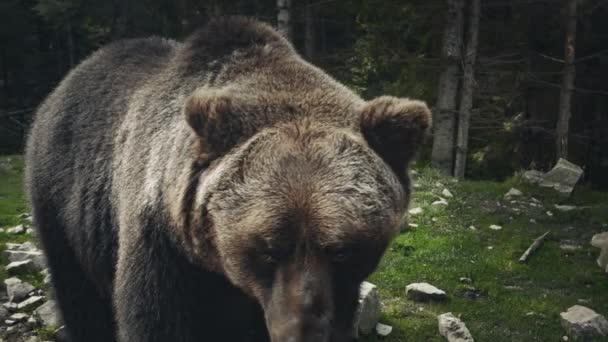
[[66, 19, 75, 68], [277, 0, 292, 40], [431, 0, 465, 175], [454, 0, 481, 179], [1, 46, 8, 107], [556, 0, 577, 160], [304, 0, 315, 60]]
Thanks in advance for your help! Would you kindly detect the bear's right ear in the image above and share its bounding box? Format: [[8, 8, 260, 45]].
[[184, 88, 245, 157], [360, 96, 432, 177]]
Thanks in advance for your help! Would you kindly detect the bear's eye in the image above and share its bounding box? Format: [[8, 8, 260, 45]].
[[260, 252, 277, 264], [332, 249, 352, 263]]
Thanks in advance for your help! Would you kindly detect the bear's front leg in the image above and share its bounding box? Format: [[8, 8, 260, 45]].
[[114, 226, 268, 342]]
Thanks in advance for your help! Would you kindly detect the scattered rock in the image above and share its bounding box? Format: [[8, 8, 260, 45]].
[[560, 243, 582, 253], [375, 323, 392, 337], [504, 188, 523, 198], [442, 189, 454, 198], [16, 296, 44, 311], [459, 277, 472, 284], [0, 305, 9, 320], [408, 223, 419, 229], [6, 279, 34, 303], [406, 283, 447, 302], [34, 300, 62, 327], [438, 312, 474, 342], [409, 207, 423, 215], [560, 305, 608, 339], [555, 205, 577, 212], [530, 219, 537, 224], [6, 260, 37, 276], [9, 313, 28, 323], [539, 159, 584, 195], [433, 198, 449, 206], [4, 250, 47, 270], [546, 211, 554, 217], [591, 232, 608, 273], [489, 225, 502, 230], [354, 281, 381, 335], [6, 224, 26, 234], [6, 242, 37, 251]]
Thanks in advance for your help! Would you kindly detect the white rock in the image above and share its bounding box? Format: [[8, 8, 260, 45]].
[[6, 280, 34, 303], [504, 188, 523, 198], [591, 232, 608, 273], [442, 189, 454, 198], [9, 313, 28, 322], [530, 219, 537, 224], [409, 207, 423, 215], [408, 223, 419, 228], [433, 198, 449, 206], [406, 283, 447, 302], [546, 211, 554, 217], [6, 242, 37, 251], [375, 323, 392, 337], [6, 224, 26, 234], [539, 158, 583, 195], [560, 305, 608, 338], [16, 296, 44, 311], [489, 225, 502, 230], [354, 282, 381, 335], [4, 250, 46, 270], [438, 312, 474, 342], [5, 260, 37, 275], [34, 300, 62, 327], [555, 205, 577, 212]]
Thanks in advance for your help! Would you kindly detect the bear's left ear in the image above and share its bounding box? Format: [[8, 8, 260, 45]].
[[360, 96, 432, 177], [184, 88, 249, 158]]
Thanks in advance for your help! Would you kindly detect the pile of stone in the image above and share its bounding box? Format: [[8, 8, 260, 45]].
[[0, 242, 62, 342]]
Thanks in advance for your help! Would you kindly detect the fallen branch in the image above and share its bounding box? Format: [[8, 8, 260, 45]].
[[519, 231, 550, 263]]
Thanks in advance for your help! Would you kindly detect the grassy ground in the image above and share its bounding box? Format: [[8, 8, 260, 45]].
[[1, 156, 607, 341], [362, 167, 608, 341]]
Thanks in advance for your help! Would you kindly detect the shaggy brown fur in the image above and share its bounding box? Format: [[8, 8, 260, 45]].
[[25, 17, 430, 342]]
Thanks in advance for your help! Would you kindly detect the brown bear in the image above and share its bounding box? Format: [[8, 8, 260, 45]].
[[25, 17, 430, 342]]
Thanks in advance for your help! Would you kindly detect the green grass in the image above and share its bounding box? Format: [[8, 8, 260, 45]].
[[362, 167, 608, 341], [1, 156, 607, 341]]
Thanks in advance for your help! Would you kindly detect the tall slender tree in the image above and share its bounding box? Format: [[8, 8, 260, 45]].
[[431, 0, 465, 175], [277, 0, 292, 40], [454, 0, 480, 179], [304, 0, 315, 60], [555, 0, 578, 160]]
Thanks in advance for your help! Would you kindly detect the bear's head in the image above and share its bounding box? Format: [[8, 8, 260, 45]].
[[185, 89, 430, 341]]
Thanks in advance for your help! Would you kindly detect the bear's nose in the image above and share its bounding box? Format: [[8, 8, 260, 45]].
[[270, 316, 331, 342]]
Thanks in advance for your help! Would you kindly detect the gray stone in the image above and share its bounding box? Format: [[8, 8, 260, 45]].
[[6, 242, 37, 251], [5, 260, 37, 275], [560, 305, 608, 338], [523, 170, 544, 184], [406, 283, 447, 302], [409, 207, 423, 215], [9, 313, 28, 323], [555, 205, 577, 212], [25, 335, 40, 342], [16, 296, 44, 311], [438, 312, 474, 342], [539, 159, 583, 195], [442, 189, 454, 198], [375, 323, 392, 337], [433, 198, 449, 206], [4, 250, 47, 271], [6, 280, 34, 303], [504, 188, 523, 198], [0, 305, 9, 320], [591, 232, 608, 273], [35, 300, 62, 328], [354, 281, 381, 335], [6, 225, 26, 234]]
